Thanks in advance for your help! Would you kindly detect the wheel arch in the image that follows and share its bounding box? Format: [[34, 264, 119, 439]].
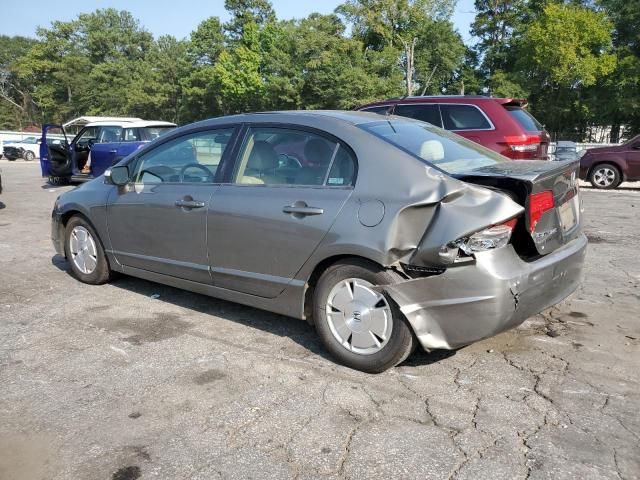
[[59, 209, 111, 268], [302, 254, 402, 324]]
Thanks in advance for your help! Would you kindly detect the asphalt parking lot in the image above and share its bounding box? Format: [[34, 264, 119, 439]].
[[0, 159, 639, 480]]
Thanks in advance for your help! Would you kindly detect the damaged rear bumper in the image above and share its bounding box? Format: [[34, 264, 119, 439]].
[[383, 233, 588, 350]]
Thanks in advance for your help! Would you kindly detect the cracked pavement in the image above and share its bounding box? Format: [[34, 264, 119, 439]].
[[0, 161, 639, 479]]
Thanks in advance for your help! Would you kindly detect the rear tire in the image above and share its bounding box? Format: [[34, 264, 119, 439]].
[[64, 216, 112, 285], [589, 163, 621, 189], [313, 259, 416, 373], [23, 151, 35, 161]]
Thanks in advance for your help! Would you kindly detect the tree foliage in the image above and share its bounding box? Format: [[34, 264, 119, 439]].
[[0, 0, 637, 141]]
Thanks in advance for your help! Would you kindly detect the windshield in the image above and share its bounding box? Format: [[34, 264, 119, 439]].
[[19, 137, 38, 144], [359, 119, 509, 174], [143, 126, 175, 140]]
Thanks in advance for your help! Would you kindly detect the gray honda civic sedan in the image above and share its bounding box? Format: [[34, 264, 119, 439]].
[[51, 111, 587, 372]]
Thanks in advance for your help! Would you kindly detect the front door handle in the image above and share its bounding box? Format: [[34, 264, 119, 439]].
[[175, 199, 205, 209], [282, 203, 324, 216]]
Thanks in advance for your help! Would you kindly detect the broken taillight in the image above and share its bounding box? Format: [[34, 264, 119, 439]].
[[439, 218, 519, 263], [459, 218, 517, 254], [528, 191, 554, 232]]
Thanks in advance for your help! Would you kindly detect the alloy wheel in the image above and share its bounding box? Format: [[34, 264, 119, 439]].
[[593, 167, 616, 187]]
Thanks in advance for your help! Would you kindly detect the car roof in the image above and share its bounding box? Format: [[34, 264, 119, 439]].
[[189, 110, 396, 129], [359, 95, 528, 107], [63, 116, 142, 128], [84, 120, 177, 128]]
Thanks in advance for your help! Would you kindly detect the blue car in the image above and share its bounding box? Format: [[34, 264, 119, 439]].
[[40, 117, 176, 184]]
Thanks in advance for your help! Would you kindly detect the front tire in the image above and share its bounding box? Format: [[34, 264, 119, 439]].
[[64, 216, 112, 284], [23, 151, 35, 161], [589, 163, 621, 189], [313, 259, 416, 373]]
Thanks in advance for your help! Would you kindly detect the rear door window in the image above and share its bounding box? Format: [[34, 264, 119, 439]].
[[505, 106, 542, 132], [440, 104, 492, 130], [123, 128, 140, 142], [233, 127, 356, 187], [394, 104, 442, 127]]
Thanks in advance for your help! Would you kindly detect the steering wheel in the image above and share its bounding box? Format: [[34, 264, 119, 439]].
[[179, 163, 214, 183]]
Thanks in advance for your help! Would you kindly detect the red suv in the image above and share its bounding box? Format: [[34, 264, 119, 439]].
[[357, 96, 550, 160]]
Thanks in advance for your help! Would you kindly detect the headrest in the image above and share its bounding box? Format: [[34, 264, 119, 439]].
[[304, 138, 333, 166], [247, 141, 279, 171], [419, 140, 445, 162]]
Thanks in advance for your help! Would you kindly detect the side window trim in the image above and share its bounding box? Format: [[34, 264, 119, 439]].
[[438, 103, 495, 131], [321, 143, 341, 186]]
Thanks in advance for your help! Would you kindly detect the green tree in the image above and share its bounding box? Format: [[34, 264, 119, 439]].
[[413, 20, 466, 95], [338, 0, 460, 95], [595, 0, 640, 138], [470, 0, 528, 77], [518, 3, 616, 139], [15, 9, 156, 123], [0, 35, 38, 128], [212, 22, 265, 114], [224, 0, 275, 39]]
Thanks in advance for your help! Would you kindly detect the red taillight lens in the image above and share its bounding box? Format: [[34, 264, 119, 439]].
[[504, 134, 541, 153], [528, 191, 554, 232]]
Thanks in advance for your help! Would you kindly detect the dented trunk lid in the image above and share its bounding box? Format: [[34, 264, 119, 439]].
[[456, 160, 582, 255]]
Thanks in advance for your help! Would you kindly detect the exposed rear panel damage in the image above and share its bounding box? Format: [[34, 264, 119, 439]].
[[316, 157, 587, 351], [380, 236, 587, 350]]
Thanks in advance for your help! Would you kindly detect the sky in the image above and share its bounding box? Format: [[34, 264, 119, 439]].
[[0, 0, 476, 43]]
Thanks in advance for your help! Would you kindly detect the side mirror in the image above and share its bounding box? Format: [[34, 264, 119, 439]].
[[105, 165, 130, 186]]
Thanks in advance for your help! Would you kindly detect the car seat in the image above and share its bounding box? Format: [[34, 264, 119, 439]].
[[297, 138, 334, 185], [241, 141, 283, 184], [419, 140, 445, 162]]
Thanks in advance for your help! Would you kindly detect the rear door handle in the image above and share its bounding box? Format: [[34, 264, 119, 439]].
[[282, 205, 324, 216], [175, 199, 205, 209]]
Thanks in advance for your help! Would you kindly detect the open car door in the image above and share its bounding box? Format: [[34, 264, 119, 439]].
[[40, 124, 70, 181]]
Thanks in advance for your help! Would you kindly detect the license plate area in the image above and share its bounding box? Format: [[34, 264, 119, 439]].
[[558, 196, 578, 232]]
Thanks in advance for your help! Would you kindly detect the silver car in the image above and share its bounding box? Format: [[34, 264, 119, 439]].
[[51, 111, 587, 372]]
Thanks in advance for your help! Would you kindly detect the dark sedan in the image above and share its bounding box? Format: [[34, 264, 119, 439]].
[[580, 134, 640, 189], [51, 111, 587, 372]]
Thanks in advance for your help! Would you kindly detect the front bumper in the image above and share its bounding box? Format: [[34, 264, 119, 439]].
[[383, 234, 588, 350], [51, 209, 64, 256]]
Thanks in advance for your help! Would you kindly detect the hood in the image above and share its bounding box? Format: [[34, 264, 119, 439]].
[[585, 145, 621, 154]]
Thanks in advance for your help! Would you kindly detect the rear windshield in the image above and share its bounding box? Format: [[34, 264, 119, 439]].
[[505, 106, 542, 132], [359, 119, 509, 174]]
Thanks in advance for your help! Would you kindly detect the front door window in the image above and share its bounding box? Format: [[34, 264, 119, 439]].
[[133, 129, 235, 185]]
